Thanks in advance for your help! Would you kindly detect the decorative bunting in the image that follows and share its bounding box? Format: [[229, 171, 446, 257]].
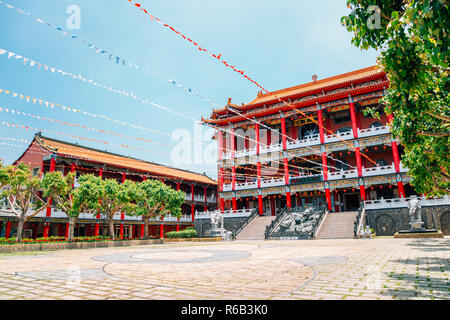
[[0, 105, 169, 148], [125, 0, 378, 166], [0, 0, 219, 108]]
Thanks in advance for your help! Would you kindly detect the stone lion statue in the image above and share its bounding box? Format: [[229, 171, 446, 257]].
[[210, 211, 224, 230]]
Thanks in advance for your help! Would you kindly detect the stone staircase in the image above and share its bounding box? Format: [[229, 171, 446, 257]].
[[316, 211, 359, 239], [236, 216, 276, 240]]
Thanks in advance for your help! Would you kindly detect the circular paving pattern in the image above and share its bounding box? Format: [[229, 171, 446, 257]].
[[289, 255, 349, 266], [132, 251, 213, 260], [91, 249, 251, 264]]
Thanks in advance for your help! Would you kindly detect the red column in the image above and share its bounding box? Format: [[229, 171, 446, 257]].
[[281, 116, 291, 208], [218, 131, 224, 161], [177, 182, 181, 230], [203, 186, 208, 212], [119, 172, 126, 239], [318, 106, 332, 211], [43, 157, 56, 238], [281, 116, 287, 150], [255, 123, 260, 155], [191, 184, 195, 221], [325, 189, 332, 211], [387, 112, 405, 198], [258, 195, 263, 216], [255, 122, 263, 215], [231, 167, 237, 211], [160, 217, 164, 239], [230, 127, 236, 158], [140, 223, 144, 238], [94, 167, 104, 237], [349, 99, 359, 139], [270, 197, 276, 216], [349, 98, 365, 202], [5, 221, 11, 239], [317, 108, 325, 144]]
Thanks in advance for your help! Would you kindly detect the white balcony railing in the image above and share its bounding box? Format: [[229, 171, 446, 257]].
[[363, 163, 396, 177], [328, 168, 359, 180], [222, 162, 409, 192], [259, 142, 282, 154], [235, 181, 258, 190], [364, 195, 450, 210], [0, 208, 193, 223], [195, 208, 253, 220], [221, 126, 392, 161], [358, 125, 390, 138], [261, 177, 285, 188], [324, 130, 354, 143], [287, 135, 320, 149], [184, 193, 217, 203]]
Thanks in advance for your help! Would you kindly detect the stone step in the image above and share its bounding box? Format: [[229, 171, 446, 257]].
[[316, 211, 359, 240], [236, 216, 276, 240]]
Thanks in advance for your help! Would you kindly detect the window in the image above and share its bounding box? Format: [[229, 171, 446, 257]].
[[370, 121, 383, 128], [32, 167, 40, 177], [300, 124, 319, 139], [337, 127, 352, 134], [335, 159, 351, 171], [334, 110, 351, 124]]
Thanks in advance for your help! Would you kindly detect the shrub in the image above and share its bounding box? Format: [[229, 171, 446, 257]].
[[166, 229, 197, 239]]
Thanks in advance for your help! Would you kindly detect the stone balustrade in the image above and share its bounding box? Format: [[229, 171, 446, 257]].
[[0, 208, 192, 222], [221, 125, 392, 160], [195, 208, 253, 220], [358, 125, 390, 138], [328, 168, 359, 180], [363, 195, 450, 210], [184, 193, 216, 203]]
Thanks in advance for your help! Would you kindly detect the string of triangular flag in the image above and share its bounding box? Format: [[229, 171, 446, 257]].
[[0, 87, 209, 146], [126, 0, 379, 166], [0, 122, 219, 177], [0, 120, 166, 156], [0, 136, 29, 144], [0, 87, 171, 138], [0, 0, 220, 108], [0, 105, 170, 148], [0, 47, 200, 124]]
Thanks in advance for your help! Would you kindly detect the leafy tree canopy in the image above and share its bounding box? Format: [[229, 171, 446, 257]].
[[342, 0, 449, 195]]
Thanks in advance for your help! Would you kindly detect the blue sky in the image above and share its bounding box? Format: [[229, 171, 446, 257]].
[[0, 0, 378, 179]]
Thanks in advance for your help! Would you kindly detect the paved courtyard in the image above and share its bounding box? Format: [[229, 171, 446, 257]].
[[0, 237, 448, 300]]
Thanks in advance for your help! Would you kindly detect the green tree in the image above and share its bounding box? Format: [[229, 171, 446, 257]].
[[42, 172, 101, 241], [0, 163, 47, 241], [95, 178, 137, 240], [133, 180, 185, 239], [342, 0, 449, 195]]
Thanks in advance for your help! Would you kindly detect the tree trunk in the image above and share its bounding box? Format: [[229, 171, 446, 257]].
[[144, 216, 149, 239], [109, 215, 115, 240], [16, 217, 25, 242], [68, 217, 77, 242]]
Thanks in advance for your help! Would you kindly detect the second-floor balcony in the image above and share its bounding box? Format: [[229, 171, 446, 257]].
[[222, 162, 408, 192], [222, 125, 391, 160], [184, 193, 217, 203]]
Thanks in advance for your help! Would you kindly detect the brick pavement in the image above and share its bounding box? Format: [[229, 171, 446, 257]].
[[0, 238, 448, 300]]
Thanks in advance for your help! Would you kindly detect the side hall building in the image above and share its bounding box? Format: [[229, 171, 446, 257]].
[[0, 133, 217, 239], [202, 65, 414, 216]]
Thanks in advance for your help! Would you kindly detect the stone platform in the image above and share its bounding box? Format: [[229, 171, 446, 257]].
[[394, 231, 444, 239], [0, 237, 448, 300]]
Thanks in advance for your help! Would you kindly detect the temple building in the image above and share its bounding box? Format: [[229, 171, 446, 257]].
[[202, 65, 415, 216], [0, 133, 217, 239]]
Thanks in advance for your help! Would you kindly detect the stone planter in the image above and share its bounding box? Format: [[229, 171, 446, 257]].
[[164, 237, 223, 243], [0, 239, 163, 253]]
